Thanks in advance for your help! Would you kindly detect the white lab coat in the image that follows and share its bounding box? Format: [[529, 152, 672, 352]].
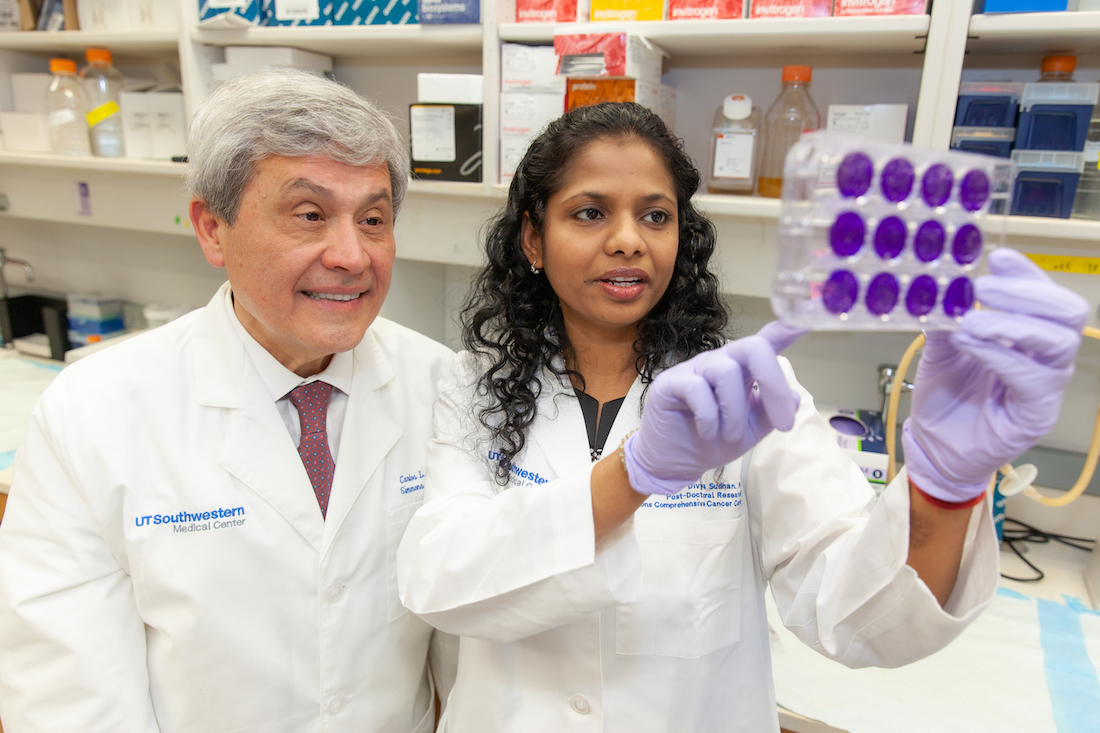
[[397, 353, 999, 733], [0, 282, 457, 733]]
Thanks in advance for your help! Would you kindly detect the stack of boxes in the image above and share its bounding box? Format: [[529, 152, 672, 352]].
[[951, 70, 1099, 219], [410, 74, 484, 183], [66, 294, 125, 348], [500, 44, 566, 185], [558, 32, 676, 132]]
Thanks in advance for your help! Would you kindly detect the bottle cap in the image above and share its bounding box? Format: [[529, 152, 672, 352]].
[[723, 94, 752, 120], [1040, 55, 1075, 74], [781, 65, 812, 83], [50, 58, 77, 75], [86, 48, 113, 64]]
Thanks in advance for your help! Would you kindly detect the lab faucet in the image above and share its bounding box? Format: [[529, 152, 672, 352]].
[[878, 363, 913, 425], [0, 247, 35, 300]]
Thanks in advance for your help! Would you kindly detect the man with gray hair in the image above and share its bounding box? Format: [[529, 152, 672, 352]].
[[0, 69, 455, 732]]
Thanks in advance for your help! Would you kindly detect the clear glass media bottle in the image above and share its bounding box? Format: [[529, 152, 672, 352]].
[[708, 94, 762, 195], [80, 47, 126, 158], [46, 58, 91, 156], [758, 65, 820, 199]]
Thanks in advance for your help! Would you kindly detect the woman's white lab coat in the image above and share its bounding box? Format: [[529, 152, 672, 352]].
[[0, 283, 456, 733], [397, 354, 999, 733]]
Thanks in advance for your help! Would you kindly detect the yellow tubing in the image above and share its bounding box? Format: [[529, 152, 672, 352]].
[[886, 325, 1100, 505], [885, 332, 925, 484]]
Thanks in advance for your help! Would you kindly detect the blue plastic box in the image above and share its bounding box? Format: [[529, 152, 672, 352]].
[[954, 81, 1023, 128], [951, 126, 1016, 158], [1010, 149, 1085, 218], [1016, 82, 1099, 152]]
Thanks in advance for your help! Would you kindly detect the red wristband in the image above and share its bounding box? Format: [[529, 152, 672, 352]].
[[912, 482, 986, 510]]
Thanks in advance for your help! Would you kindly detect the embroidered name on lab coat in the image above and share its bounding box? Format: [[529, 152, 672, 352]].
[[134, 506, 247, 532]]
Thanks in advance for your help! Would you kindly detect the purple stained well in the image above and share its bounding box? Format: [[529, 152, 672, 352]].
[[906, 275, 938, 318], [837, 152, 874, 198], [865, 273, 899, 316], [914, 220, 945, 262], [829, 211, 865, 257], [874, 216, 907, 260], [960, 170, 990, 212], [943, 277, 974, 318], [921, 164, 954, 208], [952, 224, 983, 265], [823, 269, 859, 314], [880, 157, 915, 202]]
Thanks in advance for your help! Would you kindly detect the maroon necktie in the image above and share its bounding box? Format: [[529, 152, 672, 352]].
[[287, 382, 335, 518]]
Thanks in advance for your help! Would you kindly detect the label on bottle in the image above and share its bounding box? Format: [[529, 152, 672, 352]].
[[713, 131, 755, 180], [1085, 140, 1100, 166], [48, 108, 77, 128], [86, 101, 120, 128]]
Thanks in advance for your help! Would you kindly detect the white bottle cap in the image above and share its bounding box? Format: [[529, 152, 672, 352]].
[[723, 94, 752, 120]]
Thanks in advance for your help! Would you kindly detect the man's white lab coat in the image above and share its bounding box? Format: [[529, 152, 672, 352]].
[[0, 282, 456, 733]]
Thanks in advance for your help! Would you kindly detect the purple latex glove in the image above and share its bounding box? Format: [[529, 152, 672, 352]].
[[623, 320, 808, 496], [903, 248, 1089, 503]]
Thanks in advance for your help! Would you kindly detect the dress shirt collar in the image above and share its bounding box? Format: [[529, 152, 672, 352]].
[[221, 284, 353, 401]]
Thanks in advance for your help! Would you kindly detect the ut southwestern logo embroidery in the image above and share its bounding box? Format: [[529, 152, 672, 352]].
[[135, 506, 246, 533]]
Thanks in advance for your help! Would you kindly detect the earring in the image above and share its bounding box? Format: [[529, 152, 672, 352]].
[[530, 263, 541, 275]]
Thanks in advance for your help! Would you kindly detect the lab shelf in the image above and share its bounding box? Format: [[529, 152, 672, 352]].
[[498, 15, 931, 57], [0, 151, 187, 176], [990, 213, 1100, 241], [0, 30, 179, 55], [190, 24, 484, 58], [967, 11, 1100, 55]]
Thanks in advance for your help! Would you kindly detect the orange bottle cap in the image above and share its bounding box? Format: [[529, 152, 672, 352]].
[[86, 48, 113, 64], [50, 58, 77, 74], [1041, 55, 1075, 74], [782, 65, 812, 83]]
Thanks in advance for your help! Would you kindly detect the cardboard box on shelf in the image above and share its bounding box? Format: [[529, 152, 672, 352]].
[[418, 0, 479, 22], [748, 0, 830, 17], [500, 91, 564, 183], [516, 0, 588, 21], [418, 73, 483, 104], [565, 78, 676, 131], [833, 0, 927, 15], [826, 104, 908, 143], [501, 43, 566, 94], [667, 0, 742, 19], [590, 0, 662, 20], [553, 32, 665, 84], [409, 103, 483, 183], [198, 0, 262, 25]]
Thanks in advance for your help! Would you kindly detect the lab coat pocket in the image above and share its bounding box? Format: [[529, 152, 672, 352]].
[[615, 516, 744, 659], [386, 501, 423, 622]]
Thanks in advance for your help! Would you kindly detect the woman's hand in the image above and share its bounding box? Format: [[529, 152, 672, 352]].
[[903, 248, 1089, 503], [622, 321, 807, 496]]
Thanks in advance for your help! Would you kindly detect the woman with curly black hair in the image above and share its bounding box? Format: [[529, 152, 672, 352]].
[[397, 103, 1080, 731]]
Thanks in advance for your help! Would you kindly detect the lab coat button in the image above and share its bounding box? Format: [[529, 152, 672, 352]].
[[325, 583, 343, 602], [569, 694, 591, 715], [327, 696, 346, 714]]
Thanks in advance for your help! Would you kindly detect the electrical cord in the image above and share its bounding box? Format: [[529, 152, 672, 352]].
[[999, 517, 1096, 583]]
